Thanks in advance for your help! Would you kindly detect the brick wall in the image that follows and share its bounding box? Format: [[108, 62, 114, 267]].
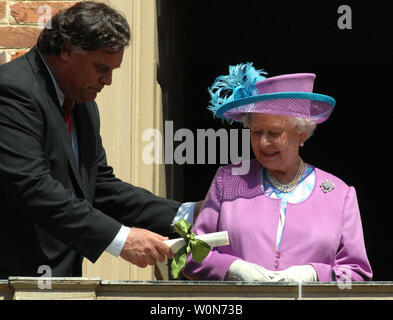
[[0, 0, 79, 64]]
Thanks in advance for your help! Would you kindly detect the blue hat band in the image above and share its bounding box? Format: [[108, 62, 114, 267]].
[[216, 92, 336, 119]]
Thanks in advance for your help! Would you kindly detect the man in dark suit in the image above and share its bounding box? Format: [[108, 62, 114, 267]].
[[0, 2, 195, 278]]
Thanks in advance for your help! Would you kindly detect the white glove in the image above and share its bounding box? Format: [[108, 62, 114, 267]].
[[225, 259, 278, 282], [272, 265, 317, 282]]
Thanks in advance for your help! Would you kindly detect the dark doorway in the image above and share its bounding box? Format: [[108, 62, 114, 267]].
[[158, 0, 393, 280]]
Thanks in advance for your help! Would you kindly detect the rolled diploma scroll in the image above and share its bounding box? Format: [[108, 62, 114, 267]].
[[164, 231, 230, 254]]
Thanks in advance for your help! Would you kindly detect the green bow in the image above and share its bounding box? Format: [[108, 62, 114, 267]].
[[170, 219, 211, 279]]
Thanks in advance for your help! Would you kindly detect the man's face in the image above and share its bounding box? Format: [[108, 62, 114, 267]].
[[60, 48, 124, 103]]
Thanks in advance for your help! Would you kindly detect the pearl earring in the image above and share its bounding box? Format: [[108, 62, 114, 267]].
[[300, 142, 304, 147]]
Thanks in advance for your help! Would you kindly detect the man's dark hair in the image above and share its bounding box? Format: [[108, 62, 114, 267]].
[[37, 1, 130, 55]]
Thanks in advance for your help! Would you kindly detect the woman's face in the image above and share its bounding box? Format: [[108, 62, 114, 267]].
[[249, 113, 306, 174]]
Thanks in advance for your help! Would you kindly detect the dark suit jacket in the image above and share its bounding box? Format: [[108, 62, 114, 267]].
[[0, 47, 180, 278]]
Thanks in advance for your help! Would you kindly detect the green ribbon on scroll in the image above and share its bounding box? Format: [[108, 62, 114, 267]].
[[170, 219, 211, 279]]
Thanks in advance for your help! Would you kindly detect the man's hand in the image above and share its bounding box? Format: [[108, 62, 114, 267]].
[[120, 228, 174, 268]]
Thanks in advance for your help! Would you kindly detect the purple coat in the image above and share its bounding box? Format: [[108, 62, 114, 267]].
[[183, 160, 372, 281]]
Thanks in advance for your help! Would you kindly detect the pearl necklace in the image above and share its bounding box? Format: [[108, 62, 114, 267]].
[[266, 159, 305, 193]]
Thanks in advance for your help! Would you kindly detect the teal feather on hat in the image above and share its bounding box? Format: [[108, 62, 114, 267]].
[[207, 62, 268, 117]]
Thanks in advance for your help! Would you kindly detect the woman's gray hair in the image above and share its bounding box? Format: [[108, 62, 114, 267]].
[[288, 117, 317, 141], [239, 113, 317, 142]]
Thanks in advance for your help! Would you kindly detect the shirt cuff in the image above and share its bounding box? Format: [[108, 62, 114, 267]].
[[171, 202, 195, 226], [105, 225, 131, 257]]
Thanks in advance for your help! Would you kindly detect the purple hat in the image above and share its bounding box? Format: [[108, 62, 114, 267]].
[[208, 63, 335, 123]]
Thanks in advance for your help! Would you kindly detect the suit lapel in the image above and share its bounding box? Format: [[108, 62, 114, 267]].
[[74, 103, 96, 201], [26, 47, 89, 200], [61, 121, 88, 199]]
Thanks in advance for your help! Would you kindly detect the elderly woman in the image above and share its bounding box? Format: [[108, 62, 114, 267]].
[[182, 63, 372, 282]]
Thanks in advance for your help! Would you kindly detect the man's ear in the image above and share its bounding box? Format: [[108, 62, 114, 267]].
[[59, 43, 72, 62], [59, 51, 70, 63]]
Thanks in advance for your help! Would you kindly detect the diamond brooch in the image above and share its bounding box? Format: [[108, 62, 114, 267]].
[[320, 180, 334, 193]]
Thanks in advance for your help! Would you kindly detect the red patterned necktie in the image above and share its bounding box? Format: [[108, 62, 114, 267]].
[[63, 100, 72, 143]]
